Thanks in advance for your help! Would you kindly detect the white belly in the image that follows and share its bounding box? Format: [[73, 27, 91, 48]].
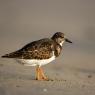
[[16, 51, 55, 66]]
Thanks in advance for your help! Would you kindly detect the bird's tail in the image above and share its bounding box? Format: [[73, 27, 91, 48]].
[[1, 53, 13, 58], [1, 51, 21, 58]]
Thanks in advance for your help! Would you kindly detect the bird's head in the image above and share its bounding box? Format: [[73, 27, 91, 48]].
[[51, 32, 72, 46]]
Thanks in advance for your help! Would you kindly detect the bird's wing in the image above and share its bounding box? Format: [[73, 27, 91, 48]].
[[2, 38, 54, 59]]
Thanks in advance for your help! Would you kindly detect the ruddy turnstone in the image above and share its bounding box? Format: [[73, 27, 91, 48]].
[[2, 32, 72, 81]]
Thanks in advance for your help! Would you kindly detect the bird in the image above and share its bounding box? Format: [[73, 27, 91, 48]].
[[2, 32, 72, 81]]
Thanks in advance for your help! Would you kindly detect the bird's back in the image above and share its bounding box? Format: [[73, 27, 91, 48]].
[[2, 38, 55, 59]]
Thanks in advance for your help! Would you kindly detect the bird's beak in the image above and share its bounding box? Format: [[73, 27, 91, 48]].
[[65, 38, 72, 43]]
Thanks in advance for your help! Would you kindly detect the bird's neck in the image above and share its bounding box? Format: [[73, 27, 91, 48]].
[[54, 42, 62, 57], [59, 41, 65, 46]]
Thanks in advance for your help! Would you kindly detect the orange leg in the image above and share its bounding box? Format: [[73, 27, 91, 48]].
[[36, 66, 42, 80], [35, 66, 48, 81], [39, 67, 48, 80]]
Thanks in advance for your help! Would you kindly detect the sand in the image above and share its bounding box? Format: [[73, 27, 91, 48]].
[[0, 53, 95, 95]]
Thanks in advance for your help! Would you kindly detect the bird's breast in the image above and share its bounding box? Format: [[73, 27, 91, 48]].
[[54, 44, 62, 57]]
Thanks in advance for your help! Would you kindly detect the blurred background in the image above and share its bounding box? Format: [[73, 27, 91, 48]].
[[0, 0, 95, 73]]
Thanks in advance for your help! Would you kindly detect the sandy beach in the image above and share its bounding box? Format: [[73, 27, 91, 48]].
[[0, 0, 95, 95]]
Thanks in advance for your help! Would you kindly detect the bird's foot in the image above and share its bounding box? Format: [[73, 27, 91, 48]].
[[42, 76, 49, 81], [36, 76, 49, 81]]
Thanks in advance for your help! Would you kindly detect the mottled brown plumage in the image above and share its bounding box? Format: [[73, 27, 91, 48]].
[[2, 32, 72, 60], [2, 38, 62, 59]]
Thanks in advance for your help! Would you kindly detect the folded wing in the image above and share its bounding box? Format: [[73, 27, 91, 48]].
[[2, 38, 54, 59]]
